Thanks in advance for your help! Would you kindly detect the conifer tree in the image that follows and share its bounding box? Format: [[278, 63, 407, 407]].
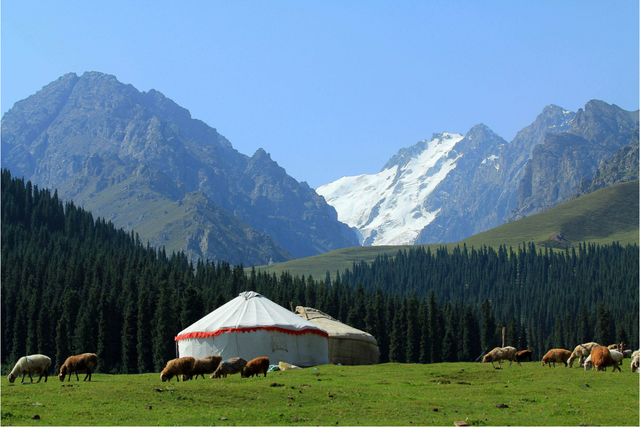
[[461, 304, 481, 362], [389, 297, 407, 363], [152, 281, 178, 371], [480, 299, 497, 353], [405, 294, 421, 363], [596, 302, 615, 346], [506, 314, 519, 347], [442, 302, 458, 362], [427, 291, 443, 363]]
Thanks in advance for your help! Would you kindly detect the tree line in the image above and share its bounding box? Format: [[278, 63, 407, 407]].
[[2, 169, 638, 374]]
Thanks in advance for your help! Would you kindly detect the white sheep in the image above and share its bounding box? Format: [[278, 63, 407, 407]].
[[584, 354, 592, 371], [482, 346, 520, 368], [7, 354, 52, 384], [567, 342, 599, 367], [610, 349, 624, 367], [631, 355, 639, 373]]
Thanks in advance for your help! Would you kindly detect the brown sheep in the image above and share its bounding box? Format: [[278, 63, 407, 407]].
[[242, 357, 270, 378], [58, 353, 98, 382], [541, 349, 571, 367], [591, 346, 620, 372], [567, 342, 599, 367], [160, 357, 195, 382], [182, 355, 222, 381], [482, 346, 520, 368], [210, 357, 247, 378], [515, 350, 532, 363]]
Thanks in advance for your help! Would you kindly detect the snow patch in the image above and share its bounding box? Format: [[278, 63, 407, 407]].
[[317, 132, 464, 246]]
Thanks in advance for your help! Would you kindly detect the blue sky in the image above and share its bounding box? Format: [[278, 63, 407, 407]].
[[2, 0, 638, 189]]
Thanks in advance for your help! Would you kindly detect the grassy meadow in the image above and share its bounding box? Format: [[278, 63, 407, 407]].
[[2, 362, 638, 426]]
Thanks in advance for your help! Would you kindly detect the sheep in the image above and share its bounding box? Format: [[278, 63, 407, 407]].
[[584, 350, 622, 372], [7, 354, 51, 384], [515, 350, 532, 363], [59, 353, 98, 382], [631, 350, 640, 358], [631, 355, 639, 373], [182, 355, 222, 381], [241, 357, 270, 378], [210, 357, 247, 378], [567, 342, 599, 367], [541, 349, 572, 367], [482, 346, 521, 368], [590, 345, 620, 372], [608, 343, 625, 353], [160, 357, 195, 382], [622, 349, 633, 359], [610, 349, 624, 366], [584, 354, 593, 371]]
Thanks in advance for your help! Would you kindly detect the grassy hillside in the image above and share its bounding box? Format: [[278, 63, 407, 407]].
[[2, 362, 638, 426], [255, 181, 639, 278]]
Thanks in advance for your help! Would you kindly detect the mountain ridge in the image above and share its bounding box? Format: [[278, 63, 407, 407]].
[[319, 100, 638, 247], [2, 72, 359, 265]]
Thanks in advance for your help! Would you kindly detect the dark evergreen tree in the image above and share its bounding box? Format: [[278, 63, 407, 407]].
[[596, 302, 615, 346], [152, 281, 178, 371], [389, 297, 407, 363], [461, 304, 482, 362], [506, 314, 519, 348], [480, 299, 497, 353]]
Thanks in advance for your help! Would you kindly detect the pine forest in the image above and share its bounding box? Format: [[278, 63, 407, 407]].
[[2, 169, 638, 374]]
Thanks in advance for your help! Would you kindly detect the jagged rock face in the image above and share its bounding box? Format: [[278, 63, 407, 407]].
[[2, 72, 359, 264], [575, 130, 639, 197], [510, 101, 639, 220], [319, 100, 637, 246]]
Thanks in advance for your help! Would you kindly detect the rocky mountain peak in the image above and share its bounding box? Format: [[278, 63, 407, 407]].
[[2, 72, 359, 265]]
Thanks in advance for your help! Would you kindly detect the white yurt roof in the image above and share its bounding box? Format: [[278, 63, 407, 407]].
[[295, 306, 377, 344], [176, 292, 328, 341]]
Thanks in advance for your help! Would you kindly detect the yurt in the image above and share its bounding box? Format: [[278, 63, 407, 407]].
[[295, 306, 380, 365], [175, 292, 329, 367]]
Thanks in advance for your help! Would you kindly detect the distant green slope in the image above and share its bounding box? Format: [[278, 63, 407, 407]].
[[255, 180, 639, 278]]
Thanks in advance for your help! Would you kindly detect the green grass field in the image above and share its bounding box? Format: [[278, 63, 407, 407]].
[[2, 362, 638, 426]]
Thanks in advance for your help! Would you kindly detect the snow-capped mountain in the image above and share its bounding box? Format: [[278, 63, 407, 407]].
[[317, 132, 467, 245], [318, 101, 638, 247]]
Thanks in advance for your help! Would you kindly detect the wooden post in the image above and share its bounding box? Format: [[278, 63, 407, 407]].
[[502, 327, 506, 348]]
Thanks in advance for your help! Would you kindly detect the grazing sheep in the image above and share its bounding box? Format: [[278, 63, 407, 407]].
[[242, 357, 270, 378], [632, 350, 640, 358], [608, 343, 625, 353], [567, 342, 599, 367], [160, 357, 195, 382], [609, 350, 624, 367], [541, 349, 572, 367], [631, 355, 639, 373], [584, 354, 593, 371], [7, 355, 51, 384], [210, 357, 247, 378], [622, 349, 633, 359], [59, 353, 98, 382], [182, 355, 222, 381], [516, 350, 532, 363], [590, 346, 620, 372], [482, 346, 520, 368]]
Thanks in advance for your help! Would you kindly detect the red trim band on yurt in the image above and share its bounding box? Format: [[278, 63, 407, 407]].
[[175, 326, 329, 342]]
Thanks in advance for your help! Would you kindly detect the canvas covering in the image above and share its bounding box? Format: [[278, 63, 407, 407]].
[[176, 292, 329, 367], [295, 306, 380, 365]]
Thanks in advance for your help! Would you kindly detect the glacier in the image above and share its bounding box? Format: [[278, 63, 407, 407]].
[[317, 132, 464, 246]]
